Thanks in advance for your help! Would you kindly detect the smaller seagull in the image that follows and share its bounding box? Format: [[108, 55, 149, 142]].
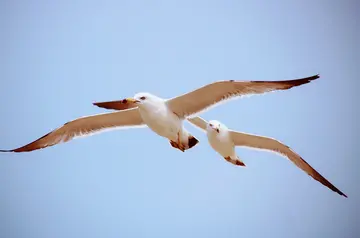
[[188, 117, 347, 198]]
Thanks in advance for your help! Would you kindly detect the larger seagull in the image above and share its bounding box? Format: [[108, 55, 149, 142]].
[[0, 75, 318, 153]]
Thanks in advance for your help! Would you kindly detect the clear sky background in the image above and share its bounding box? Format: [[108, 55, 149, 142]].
[[0, 1, 359, 238]]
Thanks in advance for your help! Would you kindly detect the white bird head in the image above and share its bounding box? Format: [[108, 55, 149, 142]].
[[207, 120, 227, 134], [121, 93, 163, 107]]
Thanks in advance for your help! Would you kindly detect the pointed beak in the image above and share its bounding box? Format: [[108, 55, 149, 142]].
[[122, 98, 140, 104]]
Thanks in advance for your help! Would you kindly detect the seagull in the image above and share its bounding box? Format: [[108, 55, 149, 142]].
[[187, 116, 347, 197], [0, 74, 318, 153]]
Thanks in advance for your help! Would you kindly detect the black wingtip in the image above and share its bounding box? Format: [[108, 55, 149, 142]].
[[339, 191, 348, 198], [310, 74, 320, 81], [301, 74, 320, 83], [92, 102, 104, 109], [289, 74, 320, 87], [0, 149, 14, 153]]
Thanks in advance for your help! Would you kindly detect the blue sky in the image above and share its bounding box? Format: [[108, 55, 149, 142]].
[[0, 0, 358, 237]]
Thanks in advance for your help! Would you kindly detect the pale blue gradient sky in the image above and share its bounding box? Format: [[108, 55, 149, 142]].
[[0, 1, 359, 238]]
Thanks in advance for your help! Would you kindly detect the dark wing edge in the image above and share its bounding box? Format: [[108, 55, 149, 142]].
[[250, 74, 319, 88], [1, 110, 144, 153], [229, 130, 347, 198], [93, 100, 138, 111], [277, 145, 348, 198], [0, 130, 64, 153], [167, 74, 320, 118]]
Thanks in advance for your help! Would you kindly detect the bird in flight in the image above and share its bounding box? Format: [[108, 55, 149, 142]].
[[0, 75, 318, 153], [187, 116, 347, 198]]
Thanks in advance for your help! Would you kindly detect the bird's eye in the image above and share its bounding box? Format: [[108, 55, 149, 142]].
[[209, 124, 213, 127], [140, 96, 146, 100]]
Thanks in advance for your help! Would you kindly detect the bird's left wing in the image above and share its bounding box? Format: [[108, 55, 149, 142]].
[[0, 108, 145, 153], [166, 75, 319, 118], [229, 130, 347, 197], [93, 100, 138, 110], [187, 116, 208, 131]]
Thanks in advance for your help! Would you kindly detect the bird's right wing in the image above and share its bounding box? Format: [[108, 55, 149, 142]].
[[166, 75, 319, 118], [0, 108, 145, 153], [187, 116, 208, 131], [229, 130, 347, 197]]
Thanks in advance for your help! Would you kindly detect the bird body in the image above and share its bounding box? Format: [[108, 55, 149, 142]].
[[134, 93, 197, 151], [206, 120, 245, 166], [206, 121, 239, 162]]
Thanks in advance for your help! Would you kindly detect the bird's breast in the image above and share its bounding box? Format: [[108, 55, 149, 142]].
[[138, 104, 181, 139], [207, 131, 234, 155]]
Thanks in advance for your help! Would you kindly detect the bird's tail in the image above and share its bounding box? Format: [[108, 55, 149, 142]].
[[224, 155, 246, 166]]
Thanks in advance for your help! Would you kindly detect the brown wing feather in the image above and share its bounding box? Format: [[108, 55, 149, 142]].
[[167, 74, 319, 117], [93, 100, 138, 111], [0, 109, 144, 153], [230, 130, 347, 198]]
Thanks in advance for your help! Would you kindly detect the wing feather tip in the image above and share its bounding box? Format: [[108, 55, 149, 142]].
[[336, 188, 347, 198], [307, 74, 320, 81], [285, 74, 320, 88], [0, 148, 43, 153], [93, 102, 108, 106], [1, 147, 35, 153]]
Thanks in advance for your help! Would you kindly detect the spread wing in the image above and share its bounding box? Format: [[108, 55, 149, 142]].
[[166, 74, 319, 118], [0, 108, 144, 153], [187, 116, 208, 131], [93, 100, 138, 110], [229, 130, 347, 197]]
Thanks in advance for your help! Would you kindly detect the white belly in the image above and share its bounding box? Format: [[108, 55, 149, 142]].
[[138, 103, 182, 141], [207, 131, 235, 157]]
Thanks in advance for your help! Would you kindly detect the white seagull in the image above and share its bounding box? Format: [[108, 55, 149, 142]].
[[187, 116, 347, 197], [0, 75, 318, 153]]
